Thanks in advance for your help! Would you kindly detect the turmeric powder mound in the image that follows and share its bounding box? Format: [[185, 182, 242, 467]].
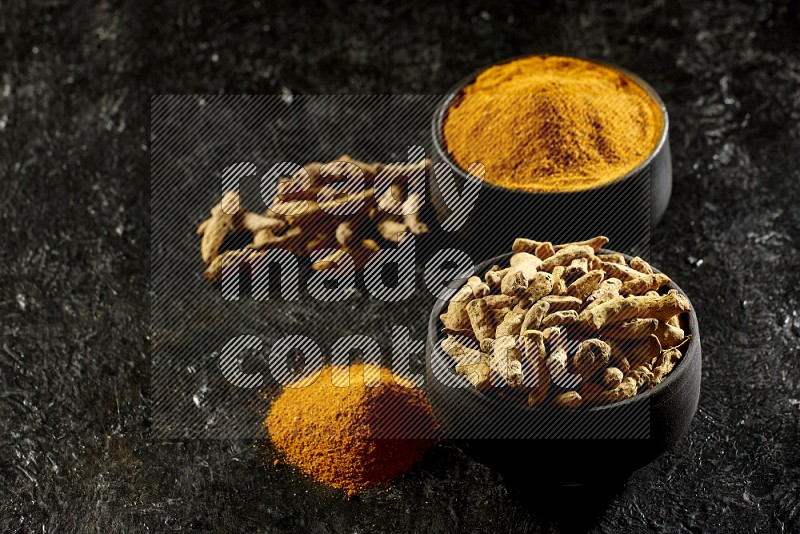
[[265, 363, 438, 496], [443, 55, 664, 192]]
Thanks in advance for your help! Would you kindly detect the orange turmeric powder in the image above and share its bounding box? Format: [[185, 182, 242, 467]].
[[265, 363, 438, 496], [443, 55, 664, 192]]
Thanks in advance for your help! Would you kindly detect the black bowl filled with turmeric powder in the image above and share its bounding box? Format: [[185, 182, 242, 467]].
[[424, 240, 701, 484], [430, 55, 672, 258]]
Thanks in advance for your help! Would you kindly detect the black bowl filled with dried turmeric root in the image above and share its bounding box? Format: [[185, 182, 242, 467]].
[[424, 236, 701, 484]]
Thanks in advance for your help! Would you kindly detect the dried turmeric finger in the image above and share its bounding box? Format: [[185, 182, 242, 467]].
[[550, 265, 568, 296], [496, 309, 526, 337], [564, 257, 589, 281], [553, 235, 608, 252], [441, 334, 472, 353], [523, 330, 546, 360], [568, 269, 605, 300], [652, 348, 682, 385], [534, 241, 556, 260], [540, 295, 582, 311], [601, 261, 646, 282], [203, 248, 262, 282], [600, 318, 659, 339], [402, 192, 429, 235], [361, 239, 381, 252], [538, 245, 594, 271], [596, 252, 625, 264], [573, 339, 612, 379], [484, 295, 517, 309], [602, 367, 624, 389], [275, 187, 376, 223], [619, 273, 671, 296], [441, 337, 492, 388], [600, 377, 638, 402], [520, 300, 550, 332], [441, 276, 490, 330], [513, 299, 531, 313], [654, 320, 685, 347], [582, 278, 623, 312], [553, 391, 582, 408], [441, 336, 482, 363], [312, 249, 349, 271], [511, 237, 545, 253], [523, 271, 553, 302], [610, 334, 661, 370], [501, 253, 542, 296], [376, 218, 409, 242], [335, 220, 357, 247], [629, 256, 654, 274], [441, 285, 479, 333], [250, 226, 304, 249], [503, 270, 529, 296], [629, 363, 654, 389], [457, 360, 492, 388], [490, 336, 524, 387], [547, 346, 569, 384], [485, 267, 509, 291], [467, 298, 495, 343], [541, 310, 580, 328], [441, 327, 478, 345], [241, 211, 286, 233], [491, 307, 512, 326], [198, 191, 241, 263], [468, 276, 491, 298], [374, 181, 406, 214], [522, 331, 550, 405]]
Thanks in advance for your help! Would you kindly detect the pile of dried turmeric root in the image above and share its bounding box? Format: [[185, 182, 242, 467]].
[[196, 156, 429, 281], [439, 236, 692, 408]]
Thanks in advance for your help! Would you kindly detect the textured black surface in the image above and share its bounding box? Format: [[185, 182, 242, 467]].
[[2, 0, 799, 532]]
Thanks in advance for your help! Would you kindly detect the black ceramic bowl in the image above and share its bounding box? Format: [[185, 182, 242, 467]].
[[425, 251, 700, 484], [429, 56, 672, 260]]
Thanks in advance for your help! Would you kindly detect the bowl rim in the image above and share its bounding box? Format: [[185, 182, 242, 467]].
[[427, 248, 700, 412], [430, 54, 671, 195]]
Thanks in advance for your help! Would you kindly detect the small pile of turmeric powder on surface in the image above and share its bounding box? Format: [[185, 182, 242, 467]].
[[265, 363, 438, 496], [443, 55, 664, 192]]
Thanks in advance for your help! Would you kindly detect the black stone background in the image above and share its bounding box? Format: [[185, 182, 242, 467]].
[[1, 0, 799, 532]]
